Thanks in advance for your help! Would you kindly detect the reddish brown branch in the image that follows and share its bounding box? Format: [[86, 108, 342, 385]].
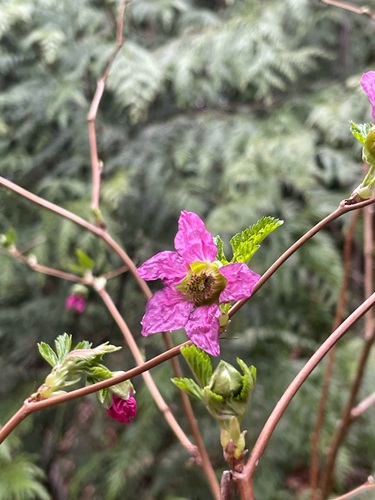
[[229, 198, 375, 318], [309, 210, 360, 497], [87, 0, 128, 220], [0, 342, 189, 444], [320, 209, 375, 498], [233, 292, 375, 497]]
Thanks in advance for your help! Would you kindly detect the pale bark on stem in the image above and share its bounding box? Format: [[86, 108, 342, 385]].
[[309, 210, 360, 498], [321, 0, 375, 21], [332, 479, 375, 500], [320, 212, 375, 498], [87, 0, 128, 216], [233, 292, 375, 494], [0, 342, 190, 444], [350, 391, 375, 420]]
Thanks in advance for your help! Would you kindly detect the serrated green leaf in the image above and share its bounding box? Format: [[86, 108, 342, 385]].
[[350, 121, 373, 145], [37, 342, 58, 367], [75, 248, 94, 271], [214, 235, 229, 264], [180, 345, 213, 387], [172, 377, 203, 400], [230, 216, 284, 263], [54, 333, 72, 362], [235, 359, 256, 402], [74, 340, 92, 350], [86, 365, 113, 380]]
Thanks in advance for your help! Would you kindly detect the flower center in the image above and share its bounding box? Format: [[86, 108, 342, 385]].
[[176, 261, 226, 306]]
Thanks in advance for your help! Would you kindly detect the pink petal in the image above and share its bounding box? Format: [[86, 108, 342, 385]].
[[137, 251, 187, 286], [361, 71, 375, 120], [185, 304, 221, 356], [174, 211, 217, 264], [219, 263, 260, 302], [141, 287, 193, 335]]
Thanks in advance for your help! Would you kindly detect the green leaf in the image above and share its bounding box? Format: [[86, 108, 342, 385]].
[[86, 365, 113, 381], [350, 121, 373, 146], [73, 340, 92, 350], [37, 342, 58, 367], [54, 333, 72, 363], [230, 216, 284, 263], [171, 377, 203, 400], [180, 345, 213, 387], [4, 228, 17, 246], [75, 248, 94, 271], [235, 359, 256, 402], [214, 235, 229, 264]]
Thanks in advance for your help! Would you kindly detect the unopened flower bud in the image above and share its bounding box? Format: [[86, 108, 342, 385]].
[[209, 361, 242, 398]]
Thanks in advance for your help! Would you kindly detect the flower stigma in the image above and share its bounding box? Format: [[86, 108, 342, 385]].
[[176, 261, 227, 306]]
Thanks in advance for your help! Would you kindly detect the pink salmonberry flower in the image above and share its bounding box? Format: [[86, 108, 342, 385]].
[[137, 211, 260, 356], [65, 294, 86, 313], [361, 71, 375, 120], [106, 394, 137, 423]]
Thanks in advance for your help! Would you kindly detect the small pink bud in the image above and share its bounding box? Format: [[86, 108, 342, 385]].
[[65, 294, 86, 313], [106, 394, 137, 424]]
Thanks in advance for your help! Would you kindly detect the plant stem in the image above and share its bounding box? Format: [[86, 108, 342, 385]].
[[0, 341, 190, 444], [309, 210, 360, 498], [229, 198, 375, 318], [332, 478, 375, 499], [233, 292, 375, 493], [96, 286, 194, 452], [350, 391, 375, 420], [87, 0, 128, 221]]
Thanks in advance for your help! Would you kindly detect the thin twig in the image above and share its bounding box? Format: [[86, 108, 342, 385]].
[[350, 391, 375, 420], [0, 176, 152, 298], [333, 477, 375, 500], [0, 183, 218, 496], [4, 247, 88, 284], [0, 342, 189, 444], [321, 0, 375, 21], [229, 198, 375, 318], [87, 0, 128, 222], [309, 210, 360, 498], [320, 207, 375, 498], [95, 286, 196, 453], [233, 292, 375, 496]]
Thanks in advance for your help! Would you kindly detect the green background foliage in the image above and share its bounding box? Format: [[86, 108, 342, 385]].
[[1, 0, 375, 498]]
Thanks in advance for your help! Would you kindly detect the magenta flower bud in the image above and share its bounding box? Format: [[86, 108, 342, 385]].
[[106, 394, 137, 424], [65, 294, 86, 313]]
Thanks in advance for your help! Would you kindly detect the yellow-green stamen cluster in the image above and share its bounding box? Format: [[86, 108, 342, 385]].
[[176, 261, 226, 306]]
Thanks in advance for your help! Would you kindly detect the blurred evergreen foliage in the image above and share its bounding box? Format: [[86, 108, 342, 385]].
[[1, 0, 375, 498]]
